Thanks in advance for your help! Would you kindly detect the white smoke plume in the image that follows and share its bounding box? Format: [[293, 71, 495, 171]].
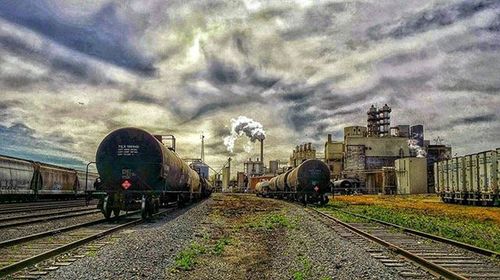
[[223, 116, 266, 153], [408, 139, 427, 158]]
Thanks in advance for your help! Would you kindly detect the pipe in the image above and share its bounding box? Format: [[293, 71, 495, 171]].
[[260, 139, 264, 164]]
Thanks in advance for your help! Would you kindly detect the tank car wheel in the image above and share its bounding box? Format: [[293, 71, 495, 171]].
[[102, 196, 113, 220], [302, 194, 308, 206], [177, 195, 186, 208], [154, 199, 160, 214], [113, 208, 120, 218], [141, 196, 148, 220], [320, 195, 329, 205]]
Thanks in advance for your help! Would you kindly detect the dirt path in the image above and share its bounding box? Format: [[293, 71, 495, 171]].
[[167, 193, 404, 280], [168, 194, 285, 279]]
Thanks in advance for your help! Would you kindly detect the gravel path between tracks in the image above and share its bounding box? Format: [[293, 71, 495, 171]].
[[41, 194, 406, 280], [0, 205, 97, 219], [0, 211, 103, 242]]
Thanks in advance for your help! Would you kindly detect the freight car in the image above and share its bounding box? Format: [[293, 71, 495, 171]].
[[0, 154, 99, 202], [255, 159, 331, 204], [95, 127, 212, 219], [332, 179, 362, 195], [435, 149, 499, 206]]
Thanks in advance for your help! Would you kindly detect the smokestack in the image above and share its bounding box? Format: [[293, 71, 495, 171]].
[[328, 134, 332, 142], [260, 139, 264, 163]]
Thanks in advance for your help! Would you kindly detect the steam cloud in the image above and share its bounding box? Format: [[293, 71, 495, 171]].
[[223, 116, 266, 153], [408, 139, 427, 158]]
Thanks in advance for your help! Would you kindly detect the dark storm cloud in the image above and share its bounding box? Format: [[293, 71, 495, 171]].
[[0, 75, 42, 89], [208, 60, 240, 84], [0, 35, 41, 57], [50, 57, 90, 79], [438, 82, 500, 94], [0, 1, 156, 75], [187, 100, 237, 121], [279, 2, 349, 40], [1, 0, 499, 166], [177, 59, 279, 121], [0, 100, 21, 110], [123, 89, 159, 104], [0, 123, 85, 168], [0, 34, 114, 86], [485, 13, 500, 31], [449, 42, 500, 53], [452, 113, 497, 126], [367, 0, 498, 40]]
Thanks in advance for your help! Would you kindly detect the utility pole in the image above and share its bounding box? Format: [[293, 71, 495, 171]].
[[201, 134, 205, 162]]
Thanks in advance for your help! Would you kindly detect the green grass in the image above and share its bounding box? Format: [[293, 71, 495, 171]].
[[174, 242, 207, 271], [248, 213, 297, 230], [293, 256, 313, 280], [173, 236, 235, 271], [213, 237, 231, 255], [319, 203, 500, 253]]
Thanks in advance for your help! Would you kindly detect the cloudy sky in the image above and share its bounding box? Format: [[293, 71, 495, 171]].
[[0, 0, 499, 174]]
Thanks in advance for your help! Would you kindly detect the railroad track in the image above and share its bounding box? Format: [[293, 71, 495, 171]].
[[308, 207, 500, 280], [0, 207, 175, 278], [0, 201, 97, 215], [0, 208, 101, 229]]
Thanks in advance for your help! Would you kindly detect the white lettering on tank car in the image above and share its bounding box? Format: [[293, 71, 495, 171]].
[[117, 145, 140, 156]]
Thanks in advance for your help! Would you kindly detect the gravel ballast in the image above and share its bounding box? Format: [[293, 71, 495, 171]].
[[41, 200, 211, 280], [39, 194, 410, 279], [0, 211, 103, 242]]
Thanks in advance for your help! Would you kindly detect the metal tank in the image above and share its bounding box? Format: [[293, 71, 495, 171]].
[[255, 181, 269, 196], [95, 127, 203, 219], [286, 159, 331, 194], [268, 176, 278, 192], [274, 170, 291, 192]]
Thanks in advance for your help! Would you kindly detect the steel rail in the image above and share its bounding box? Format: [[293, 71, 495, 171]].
[[309, 207, 468, 280], [0, 207, 99, 223], [0, 209, 101, 229], [332, 208, 499, 258], [0, 208, 174, 277], [0, 200, 89, 210], [0, 203, 97, 215]]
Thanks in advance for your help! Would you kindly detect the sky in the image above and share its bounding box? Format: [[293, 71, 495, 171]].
[[0, 0, 499, 174]]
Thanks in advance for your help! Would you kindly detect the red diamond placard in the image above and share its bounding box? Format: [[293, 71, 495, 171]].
[[121, 180, 131, 189]]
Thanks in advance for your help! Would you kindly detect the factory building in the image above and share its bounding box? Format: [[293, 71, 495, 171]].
[[236, 171, 247, 191], [189, 160, 209, 179], [289, 143, 316, 167], [343, 134, 410, 193], [341, 104, 419, 193], [390, 125, 410, 138], [244, 158, 265, 177], [221, 165, 230, 192], [324, 134, 343, 180], [286, 104, 451, 194], [268, 160, 279, 175], [395, 158, 428, 194]]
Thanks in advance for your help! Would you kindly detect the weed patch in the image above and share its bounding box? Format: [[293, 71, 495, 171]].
[[293, 256, 312, 280], [213, 237, 231, 255], [328, 196, 500, 252], [248, 213, 297, 230], [174, 242, 206, 271]]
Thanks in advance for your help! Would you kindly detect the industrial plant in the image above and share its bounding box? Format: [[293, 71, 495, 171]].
[[217, 104, 456, 195]]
